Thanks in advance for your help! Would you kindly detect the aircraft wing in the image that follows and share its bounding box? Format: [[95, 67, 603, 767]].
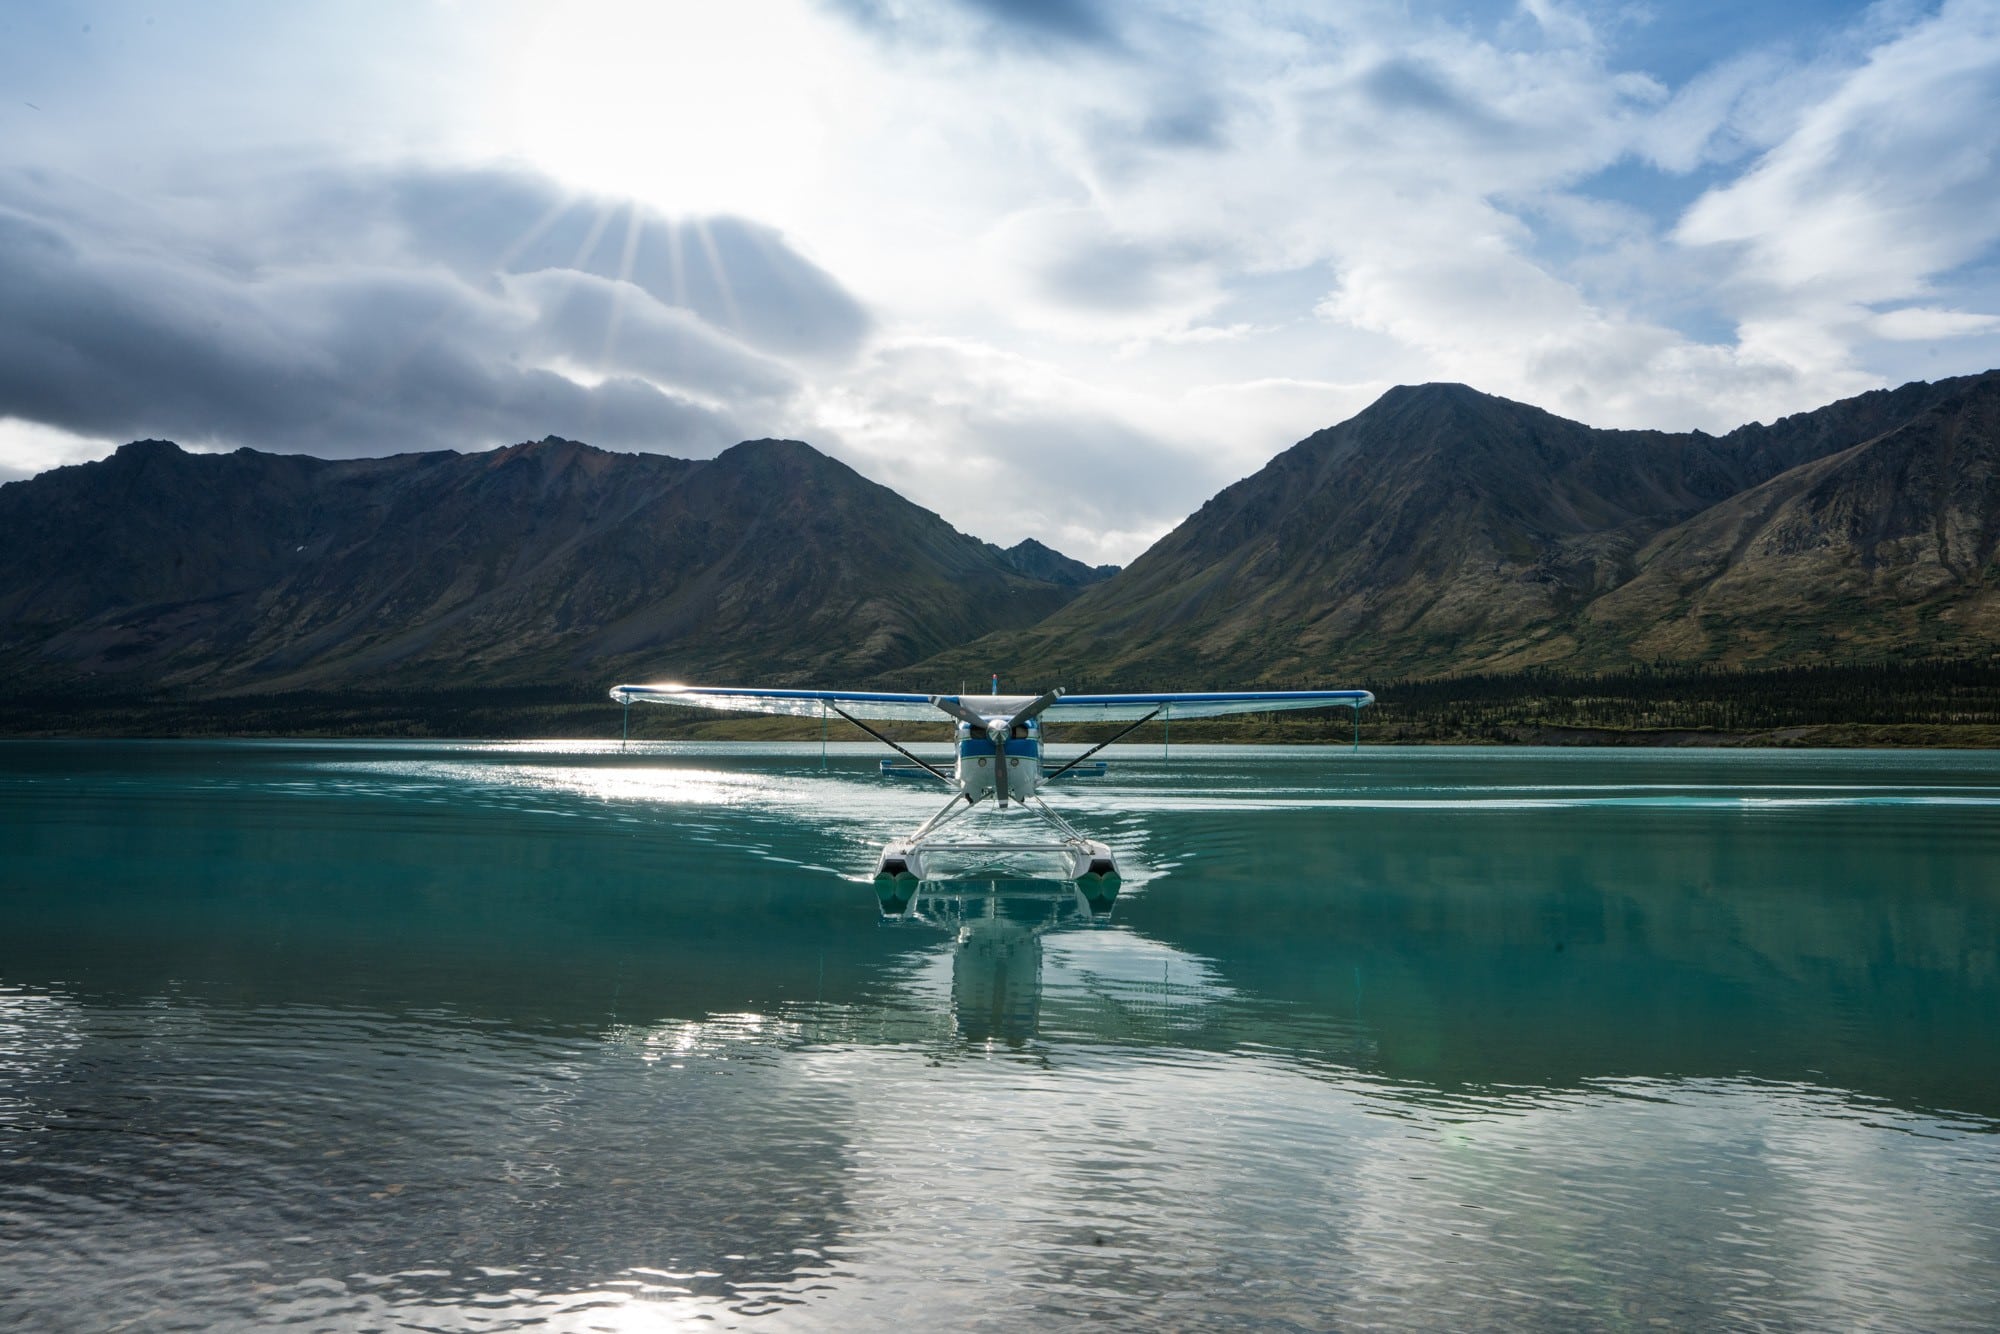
[[611, 683, 1376, 725], [609, 683, 946, 722], [1038, 689, 1374, 722]]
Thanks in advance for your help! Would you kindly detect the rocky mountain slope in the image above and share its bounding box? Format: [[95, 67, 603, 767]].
[[4, 371, 1996, 717], [1582, 375, 2000, 662], [992, 538, 1118, 587], [0, 435, 1100, 693], [908, 372, 1999, 687]]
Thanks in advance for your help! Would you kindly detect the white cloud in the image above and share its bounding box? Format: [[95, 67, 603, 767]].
[[799, 335, 1215, 565], [982, 204, 1229, 340], [1172, 376, 1391, 466], [0, 418, 117, 485], [1872, 306, 2000, 340], [795, 0, 1923, 434], [1678, 0, 2000, 311], [2, 0, 1997, 562], [1633, 50, 1787, 173]]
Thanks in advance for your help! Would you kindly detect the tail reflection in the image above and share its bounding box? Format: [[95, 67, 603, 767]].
[[878, 878, 1119, 1045]]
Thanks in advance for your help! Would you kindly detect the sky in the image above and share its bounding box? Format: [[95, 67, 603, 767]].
[[3, 0, 1999, 564]]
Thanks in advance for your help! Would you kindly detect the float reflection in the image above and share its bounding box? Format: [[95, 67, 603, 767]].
[[879, 878, 1118, 1045]]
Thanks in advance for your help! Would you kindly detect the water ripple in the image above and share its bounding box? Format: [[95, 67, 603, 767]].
[[6, 742, 2000, 1329]]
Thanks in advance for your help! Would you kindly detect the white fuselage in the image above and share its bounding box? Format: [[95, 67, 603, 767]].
[[955, 716, 1042, 802]]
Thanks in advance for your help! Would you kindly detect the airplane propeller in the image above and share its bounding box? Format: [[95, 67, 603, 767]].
[[931, 687, 1064, 807]]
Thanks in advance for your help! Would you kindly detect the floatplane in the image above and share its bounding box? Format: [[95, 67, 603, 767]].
[[608, 680, 1375, 884]]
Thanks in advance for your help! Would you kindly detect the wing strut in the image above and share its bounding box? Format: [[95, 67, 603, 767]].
[[827, 702, 954, 787], [1043, 707, 1164, 783]]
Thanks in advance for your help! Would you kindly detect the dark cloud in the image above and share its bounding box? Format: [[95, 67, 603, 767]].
[[0, 163, 872, 457], [977, 411, 1212, 517], [1326, 56, 1523, 152], [507, 269, 798, 401], [956, 0, 1116, 47], [376, 166, 870, 361], [831, 339, 1217, 562], [1360, 57, 1493, 123], [823, 0, 1121, 54], [1036, 233, 1174, 312], [1006, 208, 1218, 318], [1138, 93, 1229, 149]]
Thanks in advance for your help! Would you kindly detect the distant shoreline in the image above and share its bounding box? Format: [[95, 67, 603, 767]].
[[6, 658, 1997, 748], [2, 714, 1995, 750]]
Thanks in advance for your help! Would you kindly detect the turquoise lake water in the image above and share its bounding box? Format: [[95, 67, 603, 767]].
[[3, 739, 1999, 1330]]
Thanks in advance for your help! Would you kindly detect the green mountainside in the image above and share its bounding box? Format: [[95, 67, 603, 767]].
[[1580, 376, 2000, 662], [991, 538, 1118, 587], [4, 371, 1999, 740], [0, 435, 1093, 696], [905, 373, 2000, 689]]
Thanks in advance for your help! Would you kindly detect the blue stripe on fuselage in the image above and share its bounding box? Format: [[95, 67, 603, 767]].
[[958, 740, 1041, 758]]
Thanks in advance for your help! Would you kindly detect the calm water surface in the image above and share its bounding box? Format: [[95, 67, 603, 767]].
[[3, 740, 1998, 1330]]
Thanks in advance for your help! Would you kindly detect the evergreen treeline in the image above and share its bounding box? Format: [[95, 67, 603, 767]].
[[1333, 657, 2000, 742], [0, 684, 610, 739], [4, 657, 2000, 743]]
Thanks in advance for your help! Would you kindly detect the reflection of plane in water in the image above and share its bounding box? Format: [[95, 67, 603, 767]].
[[879, 877, 1122, 1045], [610, 681, 1372, 882]]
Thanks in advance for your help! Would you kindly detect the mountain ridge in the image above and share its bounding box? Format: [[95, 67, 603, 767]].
[[3, 371, 1997, 720], [0, 434, 1105, 693], [901, 371, 2000, 687]]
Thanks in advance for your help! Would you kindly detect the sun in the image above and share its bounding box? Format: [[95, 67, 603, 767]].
[[504, 1, 852, 225]]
